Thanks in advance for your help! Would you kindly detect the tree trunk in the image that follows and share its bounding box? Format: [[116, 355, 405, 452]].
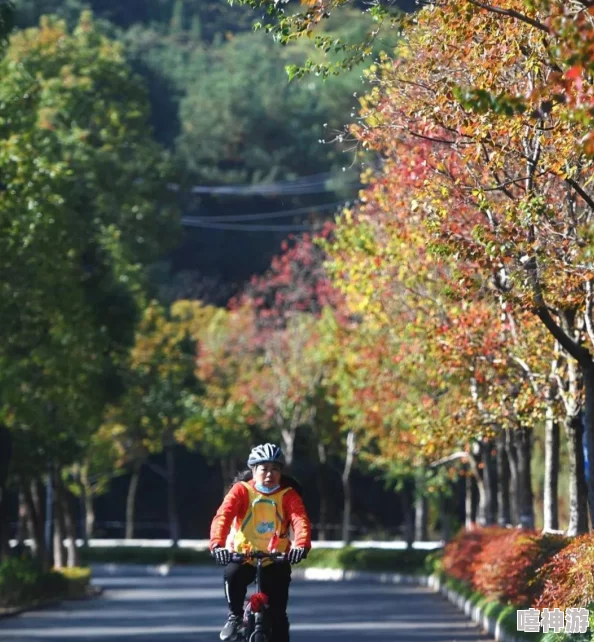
[[281, 429, 296, 467], [341, 430, 356, 544], [563, 412, 589, 535], [22, 479, 44, 563], [17, 489, 27, 546], [514, 427, 535, 529], [532, 302, 594, 529], [52, 472, 65, 569], [504, 429, 519, 525], [543, 408, 560, 532], [496, 433, 511, 526], [467, 452, 487, 525], [55, 474, 79, 567], [481, 440, 497, 525], [465, 472, 474, 528], [581, 363, 594, 530], [165, 444, 180, 546], [317, 443, 329, 541], [0, 477, 9, 563], [33, 480, 47, 563], [439, 492, 452, 542], [0, 425, 12, 563], [80, 464, 94, 544], [0, 499, 8, 563], [220, 457, 240, 493], [125, 463, 142, 540], [63, 502, 79, 568], [415, 493, 428, 541], [45, 470, 55, 568], [531, 270, 594, 529], [401, 478, 415, 549]]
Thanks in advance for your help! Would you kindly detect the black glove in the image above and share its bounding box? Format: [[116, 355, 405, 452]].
[[288, 547, 308, 565], [212, 547, 231, 566]]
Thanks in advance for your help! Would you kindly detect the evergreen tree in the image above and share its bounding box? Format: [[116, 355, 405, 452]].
[[169, 0, 184, 35]]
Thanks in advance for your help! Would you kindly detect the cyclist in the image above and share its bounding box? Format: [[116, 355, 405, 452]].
[[210, 443, 311, 642]]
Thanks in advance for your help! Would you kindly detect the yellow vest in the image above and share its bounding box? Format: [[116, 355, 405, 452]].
[[231, 482, 291, 556]]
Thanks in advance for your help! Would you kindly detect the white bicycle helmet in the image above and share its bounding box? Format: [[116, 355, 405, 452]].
[[247, 443, 285, 468]]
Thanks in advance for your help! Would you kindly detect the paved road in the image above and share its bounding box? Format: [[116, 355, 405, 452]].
[[0, 567, 494, 642]]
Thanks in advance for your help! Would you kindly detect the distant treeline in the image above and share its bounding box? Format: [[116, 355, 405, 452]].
[[14, 0, 410, 294]]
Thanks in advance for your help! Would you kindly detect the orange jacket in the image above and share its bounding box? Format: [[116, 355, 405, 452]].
[[210, 479, 312, 551]]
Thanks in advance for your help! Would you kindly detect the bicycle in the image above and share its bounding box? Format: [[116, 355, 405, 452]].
[[229, 551, 287, 642]]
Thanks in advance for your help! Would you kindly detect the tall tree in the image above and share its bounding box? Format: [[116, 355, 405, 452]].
[[99, 300, 209, 541], [0, 12, 178, 551], [0, 0, 12, 40], [331, 0, 594, 530], [178, 306, 259, 488]]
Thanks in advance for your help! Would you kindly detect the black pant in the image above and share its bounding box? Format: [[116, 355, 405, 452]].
[[224, 561, 292, 642]]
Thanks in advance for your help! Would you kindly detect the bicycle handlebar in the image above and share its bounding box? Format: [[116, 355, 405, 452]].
[[230, 551, 287, 563]]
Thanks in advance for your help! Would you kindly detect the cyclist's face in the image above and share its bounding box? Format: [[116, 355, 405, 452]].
[[253, 463, 282, 488]]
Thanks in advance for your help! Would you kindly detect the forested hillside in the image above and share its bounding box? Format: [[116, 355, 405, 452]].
[[14, 0, 409, 300]]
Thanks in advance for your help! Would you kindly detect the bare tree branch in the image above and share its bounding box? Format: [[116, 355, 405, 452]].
[[565, 176, 594, 211], [585, 280, 594, 350], [466, 0, 550, 34], [429, 451, 468, 468]]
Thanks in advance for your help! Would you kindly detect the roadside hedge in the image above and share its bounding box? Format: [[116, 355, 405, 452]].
[[0, 557, 91, 608], [302, 546, 433, 572], [440, 527, 594, 642], [80, 544, 434, 572], [80, 546, 213, 565]]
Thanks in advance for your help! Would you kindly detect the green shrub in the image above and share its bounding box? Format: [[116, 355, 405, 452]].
[[0, 557, 46, 606], [80, 544, 434, 573], [0, 557, 64, 606], [423, 548, 444, 575], [0, 558, 91, 607], [301, 546, 432, 573], [80, 546, 212, 565], [57, 567, 92, 598]]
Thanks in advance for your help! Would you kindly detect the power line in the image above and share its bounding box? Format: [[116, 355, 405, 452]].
[[190, 182, 359, 196], [182, 219, 323, 232], [181, 201, 344, 224], [170, 172, 332, 192], [168, 172, 361, 197]]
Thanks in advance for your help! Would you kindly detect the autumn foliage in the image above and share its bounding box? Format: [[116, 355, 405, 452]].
[[535, 533, 594, 609], [471, 530, 568, 607], [441, 527, 508, 584], [232, 226, 344, 330], [441, 527, 587, 609]]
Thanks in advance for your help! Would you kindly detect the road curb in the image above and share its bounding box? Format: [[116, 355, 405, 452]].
[[292, 568, 521, 642], [0, 599, 62, 620], [427, 575, 522, 642]]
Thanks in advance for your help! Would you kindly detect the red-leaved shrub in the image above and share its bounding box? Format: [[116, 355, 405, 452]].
[[535, 533, 594, 609], [472, 530, 568, 607], [441, 526, 509, 583]]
